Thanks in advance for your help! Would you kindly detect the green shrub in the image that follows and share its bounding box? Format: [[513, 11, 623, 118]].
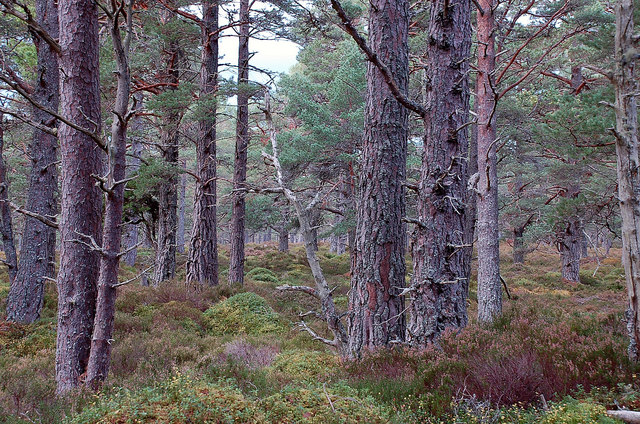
[[204, 292, 287, 336], [65, 374, 265, 423], [541, 398, 619, 424], [260, 383, 391, 423], [246, 267, 280, 284], [270, 349, 339, 381]]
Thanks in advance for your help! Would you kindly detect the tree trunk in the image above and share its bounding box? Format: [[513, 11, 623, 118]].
[[187, 1, 219, 287], [475, 0, 502, 324], [86, 7, 132, 388], [558, 217, 581, 283], [407, 0, 471, 346], [56, 0, 102, 394], [0, 114, 17, 285], [6, 0, 58, 323], [122, 93, 143, 267], [348, 0, 409, 356], [228, 0, 250, 285], [613, 0, 640, 361], [278, 227, 289, 252], [176, 161, 186, 254], [513, 226, 525, 264], [152, 40, 181, 285]]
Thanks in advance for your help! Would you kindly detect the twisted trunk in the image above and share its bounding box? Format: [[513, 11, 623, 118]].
[[86, 5, 132, 388], [407, 0, 472, 346]]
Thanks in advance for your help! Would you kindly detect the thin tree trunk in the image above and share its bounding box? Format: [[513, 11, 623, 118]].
[[348, 0, 409, 356], [407, 0, 471, 346], [513, 227, 525, 264], [613, 0, 640, 361], [278, 225, 289, 252], [56, 0, 102, 394], [475, 0, 502, 324], [176, 161, 186, 254], [0, 114, 17, 285], [122, 93, 143, 267], [265, 100, 349, 356], [187, 1, 219, 287], [86, 5, 132, 388], [6, 0, 58, 323], [229, 0, 250, 285]]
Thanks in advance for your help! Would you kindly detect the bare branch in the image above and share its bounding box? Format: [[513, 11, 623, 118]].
[[276, 284, 320, 299]]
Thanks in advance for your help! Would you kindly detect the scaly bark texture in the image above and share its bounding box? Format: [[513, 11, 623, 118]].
[[613, 0, 640, 361], [0, 113, 17, 286], [56, 0, 102, 394], [348, 0, 409, 356], [86, 5, 132, 389], [475, 0, 502, 324], [187, 1, 219, 287], [229, 0, 250, 285], [407, 0, 471, 346], [176, 164, 186, 254], [6, 0, 58, 323], [153, 39, 181, 285], [558, 217, 581, 283]]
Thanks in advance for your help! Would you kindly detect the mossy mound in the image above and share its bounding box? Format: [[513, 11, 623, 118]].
[[204, 292, 287, 336], [246, 267, 280, 284], [270, 349, 339, 381]]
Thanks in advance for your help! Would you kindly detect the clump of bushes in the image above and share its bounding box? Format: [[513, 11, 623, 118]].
[[540, 398, 618, 424], [259, 383, 391, 423], [270, 349, 339, 381], [246, 267, 280, 284], [65, 374, 264, 423], [204, 292, 287, 336], [66, 374, 391, 424]]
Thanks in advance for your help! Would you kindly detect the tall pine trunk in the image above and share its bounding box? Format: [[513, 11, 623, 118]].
[[6, 0, 58, 323], [153, 40, 181, 285], [407, 0, 471, 346], [613, 0, 640, 361], [475, 0, 502, 323], [187, 1, 220, 287], [86, 5, 132, 388], [229, 0, 250, 285], [348, 0, 409, 356], [56, 0, 102, 394]]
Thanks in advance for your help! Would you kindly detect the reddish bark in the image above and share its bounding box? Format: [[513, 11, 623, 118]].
[[348, 0, 409, 356], [56, 0, 103, 394]]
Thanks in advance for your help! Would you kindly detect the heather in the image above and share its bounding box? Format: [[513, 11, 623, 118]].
[[0, 243, 638, 423]]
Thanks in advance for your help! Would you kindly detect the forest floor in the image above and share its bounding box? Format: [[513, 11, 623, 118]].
[[0, 243, 638, 423]]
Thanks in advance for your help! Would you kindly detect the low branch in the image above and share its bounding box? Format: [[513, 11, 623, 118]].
[[329, 0, 427, 117], [112, 265, 154, 288], [276, 284, 320, 299], [10, 202, 58, 228], [607, 410, 640, 424], [298, 320, 337, 346]]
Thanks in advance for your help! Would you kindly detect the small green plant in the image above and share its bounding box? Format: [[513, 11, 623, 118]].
[[269, 349, 339, 381]]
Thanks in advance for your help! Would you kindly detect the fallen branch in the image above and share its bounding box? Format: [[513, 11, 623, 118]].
[[607, 410, 640, 424]]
